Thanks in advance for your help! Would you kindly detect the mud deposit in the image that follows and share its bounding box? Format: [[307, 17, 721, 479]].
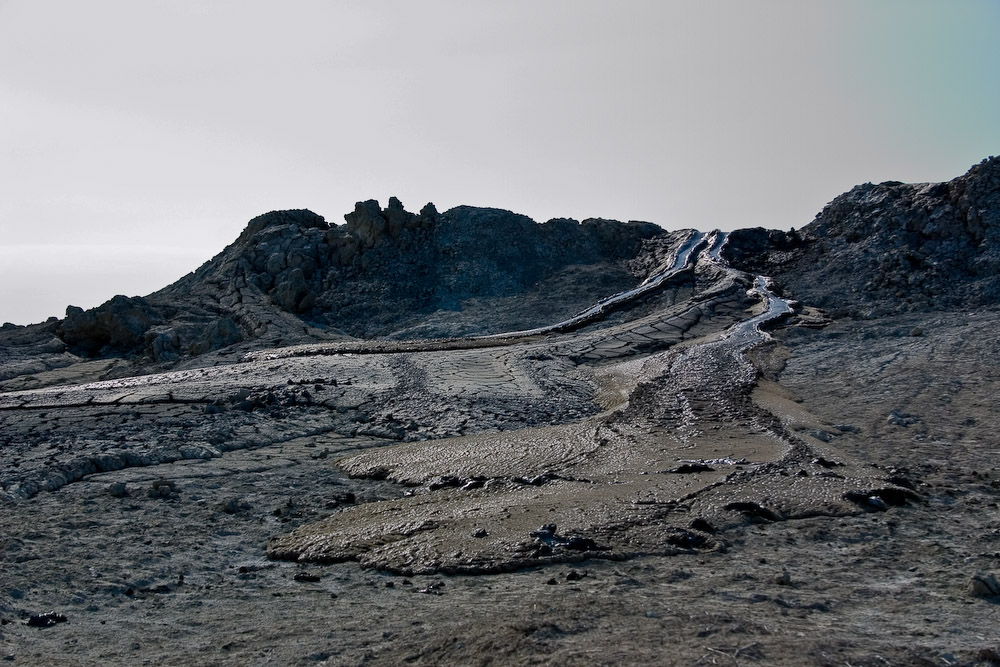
[[3, 240, 1000, 665]]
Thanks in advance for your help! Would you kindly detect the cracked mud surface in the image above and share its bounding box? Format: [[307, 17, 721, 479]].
[[3, 251, 1000, 665]]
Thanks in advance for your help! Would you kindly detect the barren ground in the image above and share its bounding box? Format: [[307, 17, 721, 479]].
[[3, 263, 1000, 665]]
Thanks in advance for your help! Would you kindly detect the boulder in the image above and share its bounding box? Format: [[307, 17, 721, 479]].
[[59, 295, 161, 356], [344, 200, 388, 249], [271, 268, 309, 311], [236, 209, 328, 245], [146, 326, 180, 362]]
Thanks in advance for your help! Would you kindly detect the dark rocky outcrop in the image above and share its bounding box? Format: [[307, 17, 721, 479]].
[[726, 156, 1000, 317], [59, 296, 164, 356], [41, 201, 669, 364], [13, 156, 1000, 368]]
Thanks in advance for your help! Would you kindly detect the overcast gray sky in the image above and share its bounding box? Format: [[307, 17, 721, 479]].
[[1, 0, 998, 325]]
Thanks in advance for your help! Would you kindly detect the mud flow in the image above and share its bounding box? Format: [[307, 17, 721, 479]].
[[2, 229, 994, 666]]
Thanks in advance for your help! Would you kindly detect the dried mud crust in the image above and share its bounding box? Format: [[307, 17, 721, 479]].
[[266, 290, 911, 575], [3, 314, 997, 666], [3, 271, 999, 665], [0, 266, 744, 503]]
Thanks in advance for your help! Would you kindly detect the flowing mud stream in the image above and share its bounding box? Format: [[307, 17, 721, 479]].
[[267, 233, 913, 574]]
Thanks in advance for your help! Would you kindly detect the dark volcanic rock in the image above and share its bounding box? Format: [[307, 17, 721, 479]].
[[726, 156, 1000, 317], [236, 209, 329, 245], [39, 200, 670, 366], [26, 155, 1000, 369], [59, 296, 164, 356]]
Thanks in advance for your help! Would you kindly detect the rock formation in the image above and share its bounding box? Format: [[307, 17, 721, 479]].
[[2, 157, 998, 388], [726, 156, 1000, 317], [31, 201, 668, 366]]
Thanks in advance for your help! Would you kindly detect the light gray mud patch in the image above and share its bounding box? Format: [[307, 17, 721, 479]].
[[268, 290, 913, 574], [0, 344, 592, 501]]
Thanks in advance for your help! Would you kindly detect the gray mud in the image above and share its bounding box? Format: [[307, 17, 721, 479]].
[[3, 256, 1000, 665]]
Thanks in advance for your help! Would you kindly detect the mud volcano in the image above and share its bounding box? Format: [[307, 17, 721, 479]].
[[2, 159, 1000, 665]]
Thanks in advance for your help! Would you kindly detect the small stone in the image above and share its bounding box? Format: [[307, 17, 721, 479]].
[[887, 410, 918, 427], [26, 612, 68, 628], [775, 570, 791, 586], [866, 495, 889, 511], [418, 582, 445, 595], [472, 528, 488, 538], [107, 482, 128, 498], [977, 647, 1000, 664], [969, 573, 1000, 599], [148, 479, 177, 499], [534, 523, 557, 536]]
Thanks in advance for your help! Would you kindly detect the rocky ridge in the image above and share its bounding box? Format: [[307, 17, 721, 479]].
[[4, 201, 668, 375], [727, 156, 1000, 317], [5, 156, 999, 385]]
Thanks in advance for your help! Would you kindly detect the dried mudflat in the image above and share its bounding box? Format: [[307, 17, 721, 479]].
[[2, 264, 1000, 665]]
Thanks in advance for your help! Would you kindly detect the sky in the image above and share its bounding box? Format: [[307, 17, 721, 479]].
[[1, 0, 998, 325]]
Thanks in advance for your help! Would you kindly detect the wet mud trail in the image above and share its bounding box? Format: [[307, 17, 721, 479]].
[[267, 234, 914, 574]]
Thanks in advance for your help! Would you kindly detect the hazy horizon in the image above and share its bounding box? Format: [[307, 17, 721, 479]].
[[2, 0, 998, 325]]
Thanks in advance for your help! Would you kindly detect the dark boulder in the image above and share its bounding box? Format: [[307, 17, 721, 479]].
[[236, 209, 328, 245], [59, 295, 162, 356]]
